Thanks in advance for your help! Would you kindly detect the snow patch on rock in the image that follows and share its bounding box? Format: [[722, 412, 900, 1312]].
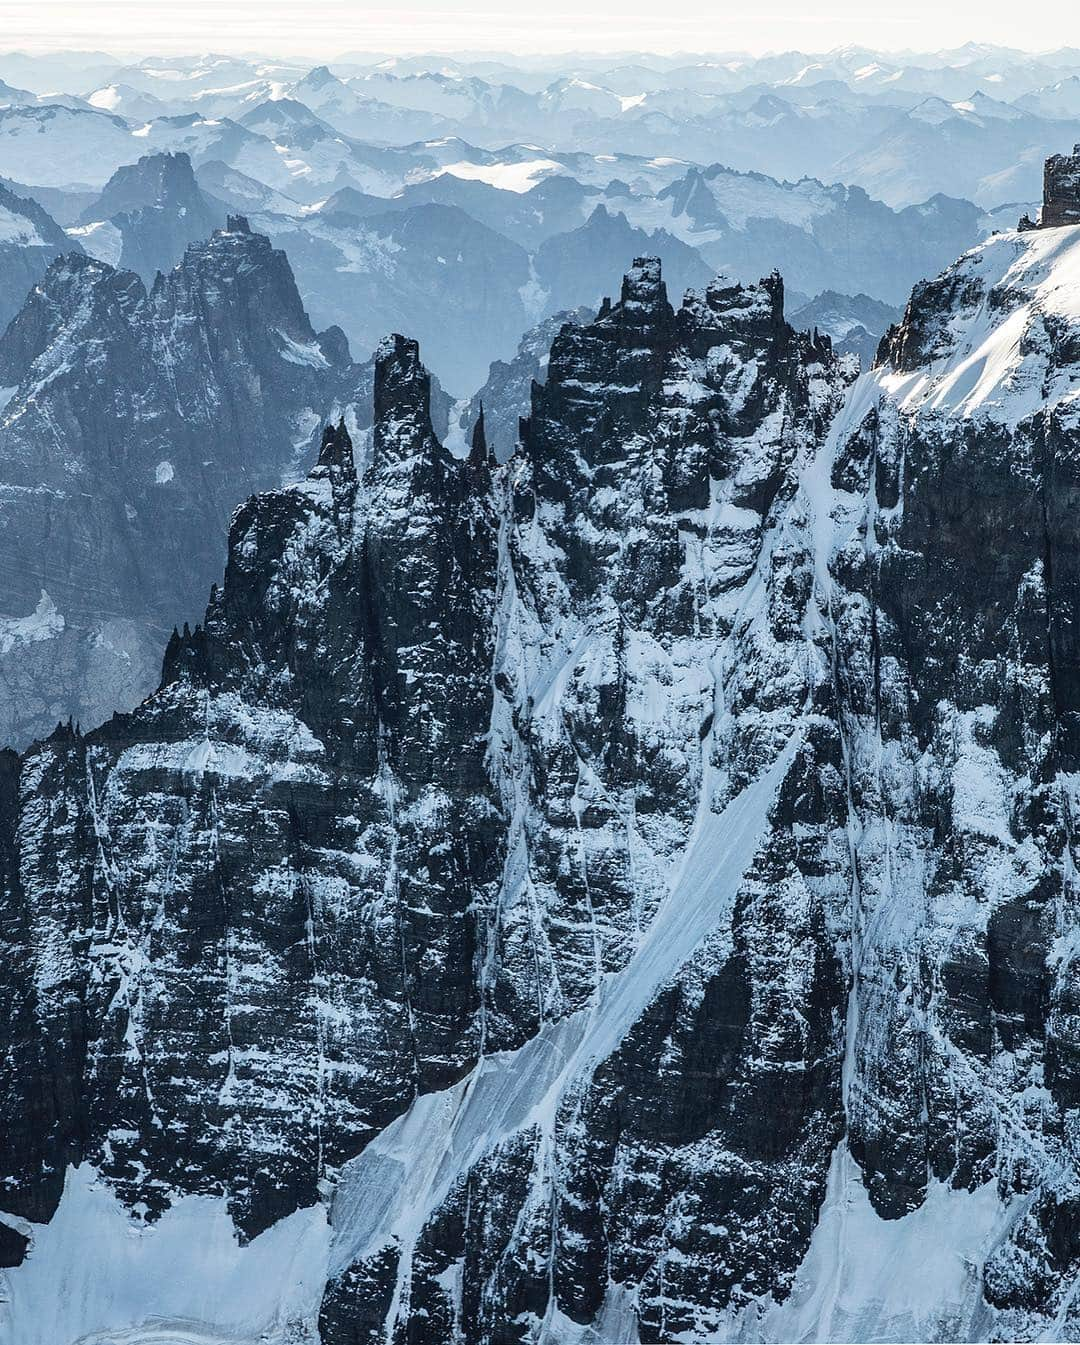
[[0, 590, 64, 655]]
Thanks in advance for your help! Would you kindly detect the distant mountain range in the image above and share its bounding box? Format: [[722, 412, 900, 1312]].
[[1, 44, 1077, 206]]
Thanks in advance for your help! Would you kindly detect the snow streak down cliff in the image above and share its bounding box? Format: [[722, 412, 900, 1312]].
[[0, 217, 449, 749], [2, 232, 1080, 1345]]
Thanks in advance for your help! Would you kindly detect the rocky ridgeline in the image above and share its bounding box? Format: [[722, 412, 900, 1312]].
[[4, 220, 1080, 1344], [0, 217, 449, 749]]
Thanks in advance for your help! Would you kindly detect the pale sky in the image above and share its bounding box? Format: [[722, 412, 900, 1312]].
[[4, 0, 1080, 59]]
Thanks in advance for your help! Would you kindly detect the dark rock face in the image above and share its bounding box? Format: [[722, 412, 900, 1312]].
[[0, 257, 859, 1341], [5, 232, 1080, 1343], [335, 259, 854, 1345], [0, 219, 445, 748], [74, 150, 225, 281], [1040, 142, 1080, 227], [0, 334, 501, 1246]]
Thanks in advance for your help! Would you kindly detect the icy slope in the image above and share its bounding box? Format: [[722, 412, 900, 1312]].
[[877, 221, 1080, 423]]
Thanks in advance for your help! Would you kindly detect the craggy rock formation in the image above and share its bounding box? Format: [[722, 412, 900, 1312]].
[[1041, 142, 1080, 227], [0, 217, 448, 747], [5, 229, 1080, 1344], [73, 150, 225, 281], [0, 335, 500, 1256]]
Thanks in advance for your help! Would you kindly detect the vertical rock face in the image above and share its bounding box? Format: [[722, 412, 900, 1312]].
[[5, 232, 1080, 1345], [0, 219, 440, 748], [1040, 142, 1080, 227], [829, 221, 1080, 1341]]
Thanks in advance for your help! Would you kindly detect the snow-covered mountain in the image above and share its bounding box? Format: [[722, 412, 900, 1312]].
[[5, 139, 1080, 1338], [8, 42, 1080, 1339], [0, 105, 137, 190], [250, 198, 537, 393]]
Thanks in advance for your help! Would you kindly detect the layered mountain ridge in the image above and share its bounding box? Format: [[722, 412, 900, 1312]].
[[3, 187, 1080, 1345]]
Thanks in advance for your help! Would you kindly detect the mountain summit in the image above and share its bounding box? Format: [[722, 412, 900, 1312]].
[[72, 150, 224, 280]]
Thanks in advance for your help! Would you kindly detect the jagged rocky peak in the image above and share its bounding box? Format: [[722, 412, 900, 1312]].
[[0, 252, 857, 1345], [373, 331, 437, 451], [299, 63, 338, 89], [0, 322, 502, 1262], [315, 416, 356, 477], [620, 253, 669, 312], [0, 249, 145, 382], [525, 255, 844, 507], [1040, 141, 1080, 227], [878, 205, 1080, 385], [458, 306, 593, 464], [0, 216, 386, 749], [677, 268, 792, 356], [75, 149, 225, 285], [153, 219, 343, 368], [78, 150, 207, 222], [469, 400, 487, 465]]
